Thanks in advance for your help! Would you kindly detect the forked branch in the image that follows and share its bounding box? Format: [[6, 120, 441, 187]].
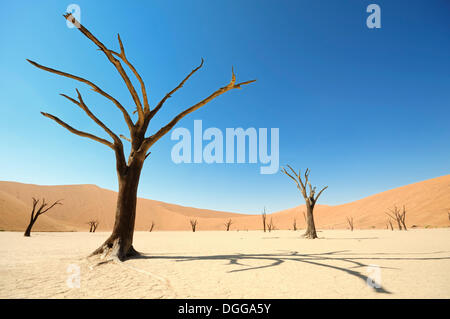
[[41, 112, 114, 149], [62, 13, 145, 122], [26, 59, 134, 131], [60, 89, 122, 145], [149, 58, 204, 120], [143, 68, 256, 150], [281, 165, 327, 205]]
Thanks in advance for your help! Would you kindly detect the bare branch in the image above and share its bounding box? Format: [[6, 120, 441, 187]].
[[119, 134, 132, 143], [141, 68, 255, 151], [27, 59, 134, 131], [41, 112, 114, 149], [283, 165, 309, 199], [38, 199, 63, 215], [63, 13, 145, 122], [111, 34, 150, 114], [314, 186, 328, 201], [61, 89, 122, 145], [149, 58, 204, 120], [281, 167, 301, 190]]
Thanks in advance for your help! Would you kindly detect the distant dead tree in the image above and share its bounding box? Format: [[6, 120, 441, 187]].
[[346, 217, 354, 231], [190, 219, 198, 232], [88, 220, 99, 232], [149, 221, 155, 232], [387, 219, 394, 231], [24, 198, 62, 237], [447, 209, 450, 222], [261, 207, 267, 232], [224, 219, 233, 231], [28, 13, 255, 260], [267, 217, 275, 232], [386, 205, 407, 230], [282, 166, 328, 239], [293, 218, 297, 231], [302, 210, 306, 223]]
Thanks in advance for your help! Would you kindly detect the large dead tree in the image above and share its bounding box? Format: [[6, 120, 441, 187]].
[[27, 13, 254, 260], [282, 166, 327, 239], [24, 198, 62, 237]]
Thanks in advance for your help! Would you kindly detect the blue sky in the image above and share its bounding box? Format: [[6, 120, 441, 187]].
[[0, 0, 449, 214]]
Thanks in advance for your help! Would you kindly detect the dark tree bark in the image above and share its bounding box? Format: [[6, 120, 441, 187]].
[[282, 166, 327, 239], [304, 203, 317, 238], [88, 220, 99, 232], [261, 207, 267, 232], [28, 13, 254, 261], [149, 221, 155, 232], [24, 198, 62, 237], [224, 219, 233, 231], [386, 205, 407, 231], [346, 217, 354, 231], [190, 219, 198, 232], [267, 217, 275, 232], [387, 219, 394, 231]]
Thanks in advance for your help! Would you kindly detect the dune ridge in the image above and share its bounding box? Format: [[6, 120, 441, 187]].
[[0, 175, 449, 232]]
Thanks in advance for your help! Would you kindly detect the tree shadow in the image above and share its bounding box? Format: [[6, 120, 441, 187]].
[[323, 237, 379, 240], [128, 249, 450, 295]]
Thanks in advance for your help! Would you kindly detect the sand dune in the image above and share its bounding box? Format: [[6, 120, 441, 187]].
[[0, 175, 449, 232]]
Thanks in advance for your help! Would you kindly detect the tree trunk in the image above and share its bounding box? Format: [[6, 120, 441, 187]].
[[303, 204, 317, 239], [24, 218, 35, 237], [91, 159, 144, 261]]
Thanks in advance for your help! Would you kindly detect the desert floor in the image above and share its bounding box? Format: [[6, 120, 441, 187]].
[[0, 229, 449, 298]]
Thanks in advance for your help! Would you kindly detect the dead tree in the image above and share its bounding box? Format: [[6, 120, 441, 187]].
[[24, 198, 62, 237], [190, 219, 198, 232], [386, 205, 407, 231], [293, 218, 297, 231], [27, 13, 254, 260], [149, 221, 155, 232], [282, 166, 327, 239], [224, 219, 233, 231], [387, 219, 394, 231], [346, 217, 354, 231], [261, 207, 267, 232], [400, 206, 407, 230], [87, 220, 99, 232], [267, 217, 275, 232]]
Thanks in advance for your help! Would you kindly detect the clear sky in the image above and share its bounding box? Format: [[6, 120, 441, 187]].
[[0, 0, 449, 214]]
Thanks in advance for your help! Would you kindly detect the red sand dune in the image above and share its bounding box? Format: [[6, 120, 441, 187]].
[[0, 175, 449, 232]]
